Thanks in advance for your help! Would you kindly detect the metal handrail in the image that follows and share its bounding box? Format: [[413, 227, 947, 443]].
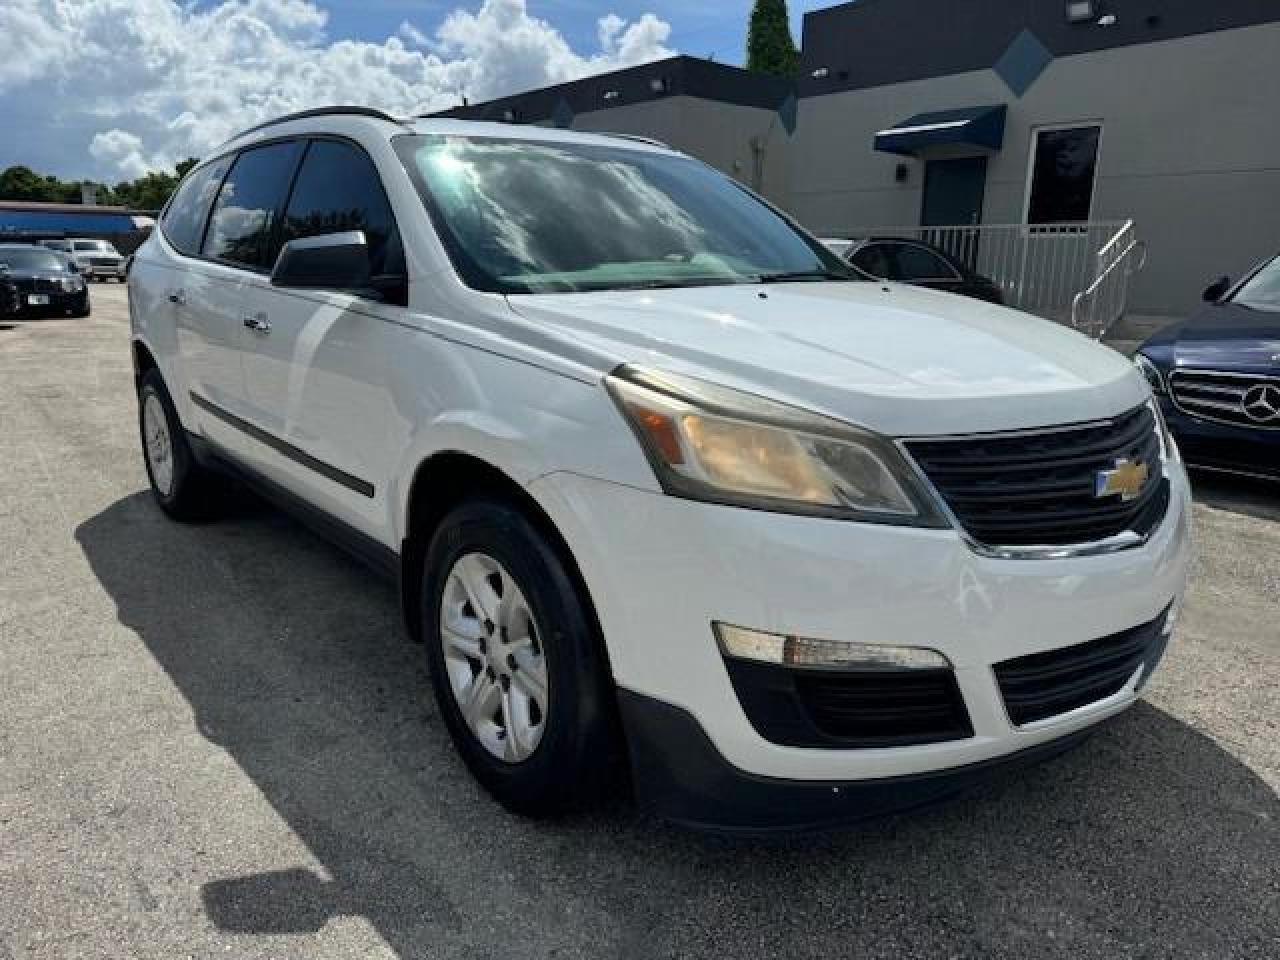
[[1095, 219, 1136, 258], [1070, 224, 1148, 338]]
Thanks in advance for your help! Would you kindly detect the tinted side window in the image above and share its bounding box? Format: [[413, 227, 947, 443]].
[[281, 140, 400, 276], [161, 156, 230, 256], [894, 245, 956, 281], [203, 142, 301, 269], [851, 243, 894, 279]]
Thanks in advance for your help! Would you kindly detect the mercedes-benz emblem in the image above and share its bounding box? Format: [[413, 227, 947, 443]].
[[1242, 383, 1280, 424]]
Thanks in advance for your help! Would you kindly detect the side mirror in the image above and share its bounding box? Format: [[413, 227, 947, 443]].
[[271, 231, 372, 291], [1202, 275, 1230, 303]]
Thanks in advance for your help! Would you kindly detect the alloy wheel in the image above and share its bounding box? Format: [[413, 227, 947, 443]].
[[440, 552, 549, 763], [142, 392, 174, 496]]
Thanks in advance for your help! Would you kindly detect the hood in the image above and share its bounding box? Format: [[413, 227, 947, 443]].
[[506, 281, 1145, 436], [1162, 302, 1280, 372]]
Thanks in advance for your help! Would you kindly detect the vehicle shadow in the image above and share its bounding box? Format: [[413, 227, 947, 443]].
[[76, 493, 1279, 959], [1189, 469, 1280, 522]]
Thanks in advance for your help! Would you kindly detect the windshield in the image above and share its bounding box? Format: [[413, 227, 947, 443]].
[[1232, 256, 1280, 312], [73, 240, 113, 252], [394, 135, 859, 294], [0, 249, 68, 271]]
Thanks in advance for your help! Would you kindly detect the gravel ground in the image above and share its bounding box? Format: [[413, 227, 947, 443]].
[[1, 284, 1277, 959]]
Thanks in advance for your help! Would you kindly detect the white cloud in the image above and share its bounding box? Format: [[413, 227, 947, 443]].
[[0, 0, 674, 181], [89, 130, 157, 180], [397, 20, 431, 48]]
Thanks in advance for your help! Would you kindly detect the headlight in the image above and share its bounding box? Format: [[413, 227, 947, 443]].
[[1134, 353, 1165, 395], [61, 276, 83, 292], [605, 366, 945, 525]]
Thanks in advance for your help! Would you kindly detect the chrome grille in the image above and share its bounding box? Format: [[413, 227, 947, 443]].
[[905, 405, 1169, 550], [1170, 370, 1280, 429]]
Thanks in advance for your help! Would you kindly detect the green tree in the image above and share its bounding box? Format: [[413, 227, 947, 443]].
[[746, 0, 799, 78], [1, 156, 199, 210], [0, 165, 72, 202]]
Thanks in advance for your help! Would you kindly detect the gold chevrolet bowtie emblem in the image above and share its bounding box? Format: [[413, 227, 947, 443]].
[[1095, 458, 1149, 501]]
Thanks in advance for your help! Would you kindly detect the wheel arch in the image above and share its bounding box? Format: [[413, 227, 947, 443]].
[[398, 451, 607, 670], [132, 338, 159, 391]]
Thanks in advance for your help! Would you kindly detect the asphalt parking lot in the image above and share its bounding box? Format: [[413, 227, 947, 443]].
[[1, 283, 1277, 959]]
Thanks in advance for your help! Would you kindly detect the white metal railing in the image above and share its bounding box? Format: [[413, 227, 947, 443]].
[[1070, 222, 1148, 338], [833, 221, 1142, 335]]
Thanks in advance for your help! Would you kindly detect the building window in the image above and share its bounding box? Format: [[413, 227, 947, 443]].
[[1026, 125, 1101, 224]]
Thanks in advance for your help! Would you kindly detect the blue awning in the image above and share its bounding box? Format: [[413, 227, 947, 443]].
[[873, 105, 1007, 156]]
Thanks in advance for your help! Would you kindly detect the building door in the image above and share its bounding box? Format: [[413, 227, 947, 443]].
[[921, 156, 987, 269]]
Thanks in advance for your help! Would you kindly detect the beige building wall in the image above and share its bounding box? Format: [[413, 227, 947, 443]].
[[789, 22, 1280, 315]]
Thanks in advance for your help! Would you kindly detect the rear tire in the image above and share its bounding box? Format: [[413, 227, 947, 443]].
[[422, 498, 619, 817], [138, 368, 222, 521]]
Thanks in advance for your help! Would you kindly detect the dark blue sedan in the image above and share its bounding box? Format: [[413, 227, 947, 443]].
[[1135, 254, 1280, 481]]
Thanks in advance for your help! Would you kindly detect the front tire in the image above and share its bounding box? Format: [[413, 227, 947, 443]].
[[138, 368, 221, 521], [422, 499, 619, 817]]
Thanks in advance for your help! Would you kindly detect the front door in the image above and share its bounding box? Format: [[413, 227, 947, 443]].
[[921, 157, 987, 227], [238, 138, 407, 540], [921, 157, 987, 269]]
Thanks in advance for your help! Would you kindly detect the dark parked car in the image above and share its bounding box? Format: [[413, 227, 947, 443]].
[[1, 264, 20, 317], [845, 237, 1005, 304], [0, 244, 90, 318], [1135, 253, 1280, 481]]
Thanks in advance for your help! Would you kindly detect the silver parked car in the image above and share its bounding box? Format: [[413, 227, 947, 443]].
[[42, 238, 127, 281]]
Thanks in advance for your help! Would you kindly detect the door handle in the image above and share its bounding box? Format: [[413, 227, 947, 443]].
[[242, 312, 271, 333], [168, 290, 186, 305]]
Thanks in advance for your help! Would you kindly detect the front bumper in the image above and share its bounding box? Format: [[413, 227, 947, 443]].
[[1160, 395, 1280, 480], [530, 460, 1191, 823], [15, 288, 89, 315], [619, 689, 1100, 833], [81, 264, 126, 279]]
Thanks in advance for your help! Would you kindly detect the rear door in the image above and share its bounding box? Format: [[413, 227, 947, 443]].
[[157, 155, 236, 413], [186, 140, 303, 460]]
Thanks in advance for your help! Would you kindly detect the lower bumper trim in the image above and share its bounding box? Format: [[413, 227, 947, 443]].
[[618, 689, 1100, 835]]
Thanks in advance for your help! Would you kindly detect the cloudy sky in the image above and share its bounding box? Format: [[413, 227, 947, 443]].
[[0, 0, 821, 184]]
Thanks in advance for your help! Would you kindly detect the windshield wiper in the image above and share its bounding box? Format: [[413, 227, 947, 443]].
[[755, 269, 855, 283]]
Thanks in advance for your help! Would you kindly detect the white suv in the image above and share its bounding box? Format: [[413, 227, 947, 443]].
[[128, 107, 1190, 831]]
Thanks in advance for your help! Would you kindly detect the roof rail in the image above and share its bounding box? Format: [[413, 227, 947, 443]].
[[598, 132, 672, 149], [222, 106, 403, 145]]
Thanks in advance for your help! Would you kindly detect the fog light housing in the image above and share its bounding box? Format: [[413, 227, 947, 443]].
[[714, 623, 950, 671]]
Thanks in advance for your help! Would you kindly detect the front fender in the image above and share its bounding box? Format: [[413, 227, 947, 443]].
[[387, 373, 657, 544]]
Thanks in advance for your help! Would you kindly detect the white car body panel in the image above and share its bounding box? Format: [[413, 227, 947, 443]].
[[127, 113, 1191, 805], [506, 283, 1148, 437], [529, 467, 1190, 779]]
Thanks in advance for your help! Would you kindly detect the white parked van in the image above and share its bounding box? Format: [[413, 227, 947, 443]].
[[127, 107, 1190, 831]]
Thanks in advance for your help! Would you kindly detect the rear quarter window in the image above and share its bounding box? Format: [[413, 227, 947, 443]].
[[161, 156, 231, 256]]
